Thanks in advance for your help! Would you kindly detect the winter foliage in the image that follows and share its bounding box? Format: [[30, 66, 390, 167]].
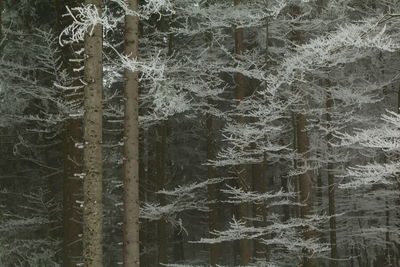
[[2, 0, 400, 266]]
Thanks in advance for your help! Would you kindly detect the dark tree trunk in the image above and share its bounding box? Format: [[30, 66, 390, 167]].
[[157, 122, 168, 266], [291, 5, 316, 267], [57, 1, 85, 266], [326, 91, 338, 267], [234, 0, 252, 264]]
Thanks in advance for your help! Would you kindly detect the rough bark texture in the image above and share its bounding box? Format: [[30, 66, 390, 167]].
[[82, 0, 103, 266], [291, 5, 316, 267], [123, 0, 140, 266], [326, 91, 338, 267]]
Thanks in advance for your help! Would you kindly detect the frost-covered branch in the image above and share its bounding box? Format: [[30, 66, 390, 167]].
[[195, 215, 329, 255], [111, 0, 174, 19], [140, 178, 230, 228], [59, 4, 116, 45], [221, 185, 296, 204]]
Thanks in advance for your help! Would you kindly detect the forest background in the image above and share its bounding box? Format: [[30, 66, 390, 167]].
[[1, 0, 400, 267]]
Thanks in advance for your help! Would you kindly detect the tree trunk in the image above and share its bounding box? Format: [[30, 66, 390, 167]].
[[145, 128, 157, 266], [253, 160, 269, 260], [157, 122, 168, 266], [234, 0, 252, 265], [57, 1, 85, 266], [296, 112, 316, 267], [326, 91, 338, 267], [172, 228, 185, 262], [291, 112, 300, 219], [63, 118, 83, 267], [291, 5, 316, 267], [203, 12, 220, 263], [82, 0, 103, 266], [295, 114, 313, 219], [252, 7, 270, 260], [206, 108, 220, 266], [123, 0, 140, 266], [153, 19, 176, 265], [0, 0, 3, 41]]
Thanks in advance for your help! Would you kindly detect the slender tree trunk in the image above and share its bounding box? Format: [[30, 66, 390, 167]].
[[253, 160, 269, 260], [154, 22, 175, 266], [57, 1, 85, 266], [291, 112, 300, 219], [291, 5, 316, 267], [145, 128, 157, 266], [63, 118, 83, 267], [203, 10, 220, 264], [252, 6, 270, 260], [123, 0, 140, 266], [0, 0, 3, 41], [206, 106, 220, 266], [326, 91, 338, 267], [384, 201, 391, 265], [234, 0, 252, 265], [172, 228, 185, 262], [393, 85, 400, 266], [157, 122, 168, 266], [316, 171, 323, 210], [295, 114, 313, 221], [82, 0, 103, 266], [295, 112, 316, 267]]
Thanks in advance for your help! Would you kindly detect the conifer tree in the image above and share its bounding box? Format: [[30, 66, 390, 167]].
[[56, 0, 85, 265], [122, 0, 140, 266], [82, 0, 103, 266]]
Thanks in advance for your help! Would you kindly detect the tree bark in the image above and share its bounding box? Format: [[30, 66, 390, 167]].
[[82, 0, 103, 266], [123, 0, 140, 266]]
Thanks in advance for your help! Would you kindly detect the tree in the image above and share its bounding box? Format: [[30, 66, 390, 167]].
[[56, 0, 85, 266], [325, 87, 338, 267], [122, 0, 140, 266], [82, 0, 103, 266], [290, 5, 317, 266], [233, 0, 252, 264]]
